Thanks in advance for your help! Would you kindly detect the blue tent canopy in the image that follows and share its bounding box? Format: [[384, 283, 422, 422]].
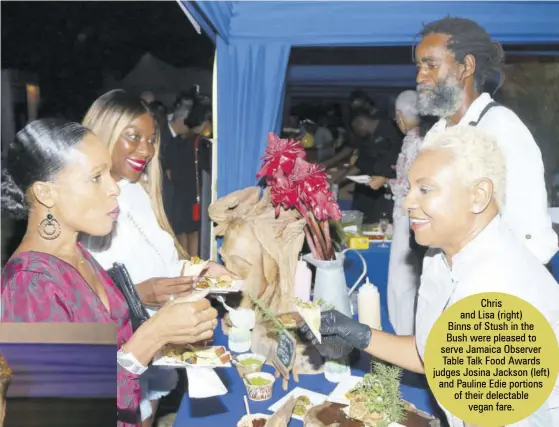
[[287, 65, 418, 88], [182, 0, 559, 196]]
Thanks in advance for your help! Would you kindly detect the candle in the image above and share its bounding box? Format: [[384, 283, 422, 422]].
[[357, 278, 381, 330]]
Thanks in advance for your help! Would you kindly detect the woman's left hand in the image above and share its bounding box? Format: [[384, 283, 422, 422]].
[[202, 261, 240, 279]]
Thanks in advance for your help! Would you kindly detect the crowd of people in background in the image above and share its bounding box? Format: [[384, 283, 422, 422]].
[[140, 88, 213, 257]]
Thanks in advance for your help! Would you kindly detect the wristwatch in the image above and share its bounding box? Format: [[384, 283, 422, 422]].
[[117, 347, 148, 376]]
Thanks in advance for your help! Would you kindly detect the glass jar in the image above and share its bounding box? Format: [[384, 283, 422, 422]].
[[228, 326, 252, 353]]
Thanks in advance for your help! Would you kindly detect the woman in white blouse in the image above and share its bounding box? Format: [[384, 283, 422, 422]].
[[81, 90, 231, 427], [304, 126, 559, 427], [387, 90, 424, 336]]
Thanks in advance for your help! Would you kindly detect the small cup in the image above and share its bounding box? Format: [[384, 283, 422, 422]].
[[237, 413, 271, 427], [244, 372, 275, 401], [324, 359, 351, 383], [235, 353, 266, 377], [230, 308, 256, 330]]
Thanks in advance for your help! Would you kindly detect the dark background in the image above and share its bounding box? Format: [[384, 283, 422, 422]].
[[2, 1, 214, 120]]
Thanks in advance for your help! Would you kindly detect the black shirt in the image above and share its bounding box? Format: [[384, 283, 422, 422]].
[[352, 118, 403, 223]]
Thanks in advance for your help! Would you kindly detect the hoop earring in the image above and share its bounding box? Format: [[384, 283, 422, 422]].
[[38, 210, 61, 240]]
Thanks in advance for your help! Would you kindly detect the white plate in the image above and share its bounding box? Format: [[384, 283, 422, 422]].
[[194, 278, 244, 294], [268, 387, 327, 421], [346, 175, 371, 185], [152, 346, 232, 368], [326, 375, 363, 405]]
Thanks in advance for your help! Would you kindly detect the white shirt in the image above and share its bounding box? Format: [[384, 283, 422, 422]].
[[416, 215, 559, 427], [82, 181, 184, 311], [427, 93, 558, 264]]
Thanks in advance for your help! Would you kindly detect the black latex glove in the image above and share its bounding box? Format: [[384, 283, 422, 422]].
[[301, 310, 372, 360]]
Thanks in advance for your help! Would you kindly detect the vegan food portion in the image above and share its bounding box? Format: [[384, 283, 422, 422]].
[[294, 298, 322, 343], [235, 353, 266, 377], [158, 345, 232, 367], [244, 372, 276, 401]]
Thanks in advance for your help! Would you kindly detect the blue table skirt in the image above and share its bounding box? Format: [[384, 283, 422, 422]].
[[0, 343, 117, 398], [174, 242, 436, 426]]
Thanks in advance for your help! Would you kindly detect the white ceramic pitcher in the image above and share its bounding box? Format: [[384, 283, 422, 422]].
[[303, 249, 366, 317]]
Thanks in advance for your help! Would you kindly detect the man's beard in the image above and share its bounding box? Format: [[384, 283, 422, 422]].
[[417, 80, 463, 119]]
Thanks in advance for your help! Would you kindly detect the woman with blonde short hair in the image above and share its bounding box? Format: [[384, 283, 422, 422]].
[[303, 126, 559, 427]]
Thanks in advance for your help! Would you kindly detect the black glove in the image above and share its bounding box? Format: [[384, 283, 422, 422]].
[[301, 310, 372, 360]]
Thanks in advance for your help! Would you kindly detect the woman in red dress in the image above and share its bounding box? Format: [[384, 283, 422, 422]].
[[1, 119, 218, 426]]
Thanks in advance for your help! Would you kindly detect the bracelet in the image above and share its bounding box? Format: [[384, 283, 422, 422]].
[[117, 347, 148, 376]]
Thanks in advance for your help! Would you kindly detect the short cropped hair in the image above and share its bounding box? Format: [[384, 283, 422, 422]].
[[395, 90, 419, 121], [421, 126, 506, 208]]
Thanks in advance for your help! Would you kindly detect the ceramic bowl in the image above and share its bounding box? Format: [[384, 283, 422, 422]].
[[235, 353, 266, 377], [244, 372, 275, 401]]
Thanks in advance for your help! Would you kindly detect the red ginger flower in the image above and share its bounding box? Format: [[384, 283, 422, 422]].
[[290, 157, 330, 199], [257, 133, 341, 222], [256, 133, 306, 179], [269, 170, 300, 216], [257, 133, 341, 260], [307, 191, 342, 221]]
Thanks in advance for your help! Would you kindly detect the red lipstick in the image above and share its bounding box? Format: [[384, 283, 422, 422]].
[[126, 158, 147, 172]]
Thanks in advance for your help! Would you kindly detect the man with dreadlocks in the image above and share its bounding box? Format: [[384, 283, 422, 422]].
[[414, 17, 558, 269]]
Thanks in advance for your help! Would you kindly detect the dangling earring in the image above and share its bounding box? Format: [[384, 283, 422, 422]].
[[38, 209, 61, 240]]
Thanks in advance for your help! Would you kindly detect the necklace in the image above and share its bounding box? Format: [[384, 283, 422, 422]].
[[125, 210, 167, 268]]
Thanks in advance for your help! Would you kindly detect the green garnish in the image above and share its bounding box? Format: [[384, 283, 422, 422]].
[[240, 358, 263, 367], [247, 376, 271, 386], [348, 361, 405, 427]]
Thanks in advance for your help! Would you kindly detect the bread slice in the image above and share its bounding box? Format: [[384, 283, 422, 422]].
[[295, 302, 322, 344]]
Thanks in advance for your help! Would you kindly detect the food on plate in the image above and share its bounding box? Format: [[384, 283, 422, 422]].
[[215, 275, 234, 288], [295, 299, 322, 343], [190, 256, 203, 264], [195, 276, 235, 290], [247, 376, 272, 386], [346, 362, 405, 426], [293, 405, 307, 417], [163, 345, 230, 365], [196, 279, 211, 289], [292, 394, 312, 417], [296, 395, 311, 406], [278, 313, 297, 328], [236, 414, 270, 427]]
